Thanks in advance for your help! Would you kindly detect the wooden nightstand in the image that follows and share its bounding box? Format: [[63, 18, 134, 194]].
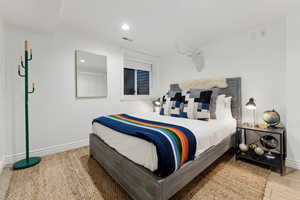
[[236, 124, 286, 175]]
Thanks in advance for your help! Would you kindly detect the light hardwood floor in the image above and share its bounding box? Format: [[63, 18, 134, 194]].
[[264, 168, 300, 200], [0, 147, 299, 200]]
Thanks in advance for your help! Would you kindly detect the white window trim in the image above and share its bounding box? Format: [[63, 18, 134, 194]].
[[122, 58, 153, 101]]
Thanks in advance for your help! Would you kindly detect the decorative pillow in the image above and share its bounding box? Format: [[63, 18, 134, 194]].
[[169, 92, 183, 117], [159, 91, 182, 116], [180, 91, 195, 119], [159, 93, 171, 116], [194, 90, 213, 121], [180, 90, 213, 120], [187, 88, 219, 119]]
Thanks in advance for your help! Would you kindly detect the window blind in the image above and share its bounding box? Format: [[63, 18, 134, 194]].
[[137, 70, 150, 95]]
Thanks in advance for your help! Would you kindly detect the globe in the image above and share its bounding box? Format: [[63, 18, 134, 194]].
[[262, 110, 280, 127]]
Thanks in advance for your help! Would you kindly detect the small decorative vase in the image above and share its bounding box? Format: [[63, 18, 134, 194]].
[[249, 143, 258, 150], [254, 147, 264, 156], [239, 143, 249, 152]]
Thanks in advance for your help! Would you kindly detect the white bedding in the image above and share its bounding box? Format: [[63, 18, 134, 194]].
[[92, 112, 236, 171]]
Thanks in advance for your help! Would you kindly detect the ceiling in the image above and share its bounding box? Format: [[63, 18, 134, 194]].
[[0, 0, 297, 55]]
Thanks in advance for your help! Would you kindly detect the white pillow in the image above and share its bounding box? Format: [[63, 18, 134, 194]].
[[216, 95, 226, 120], [216, 95, 233, 120], [224, 96, 233, 119]]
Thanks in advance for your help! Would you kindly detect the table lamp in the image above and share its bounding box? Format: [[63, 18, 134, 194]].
[[246, 98, 256, 127], [153, 98, 161, 113]]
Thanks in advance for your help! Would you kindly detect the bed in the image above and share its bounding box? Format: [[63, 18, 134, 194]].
[[90, 77, 241, 200]]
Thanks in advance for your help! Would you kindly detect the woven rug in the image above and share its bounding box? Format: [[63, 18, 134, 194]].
[[2, 147, 270, 200], [81, 149, 270, 200]]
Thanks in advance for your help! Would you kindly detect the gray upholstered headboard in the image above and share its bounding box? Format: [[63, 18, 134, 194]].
[[169, 77, 242, 124]]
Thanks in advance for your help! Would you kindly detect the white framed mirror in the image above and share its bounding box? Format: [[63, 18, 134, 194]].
[[75, 50, 107, 98]]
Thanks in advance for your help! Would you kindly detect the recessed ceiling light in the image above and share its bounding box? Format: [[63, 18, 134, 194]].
[[80, 59, 85, 63], [121, 23, 130, 31]]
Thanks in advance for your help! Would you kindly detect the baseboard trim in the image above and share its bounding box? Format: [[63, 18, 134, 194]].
[[4, 138, 299, 171], [5, 138, 89, 164], [286, 159, 300, 170]]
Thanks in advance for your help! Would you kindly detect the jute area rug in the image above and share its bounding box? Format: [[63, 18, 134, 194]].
[[1, 147, 270, 200]]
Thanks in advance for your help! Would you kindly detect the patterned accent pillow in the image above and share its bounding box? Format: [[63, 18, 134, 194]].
[[169, 92, 183, 117], [180, 91, 195, 119], [159, 93, 171, 116], [194, 90, 213, 120], [180, 90, 213, 120], [185, 88, 219, 119]]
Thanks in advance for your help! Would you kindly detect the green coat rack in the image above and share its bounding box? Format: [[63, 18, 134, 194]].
[[13, 40, 41, 170]]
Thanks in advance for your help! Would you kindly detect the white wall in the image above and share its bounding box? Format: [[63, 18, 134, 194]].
[[286, 14, 300, 168], [159, 20, 286, 125], [4, 25, 155, 159], [0, 17, 7, 172], [159, 19, 300, 167]]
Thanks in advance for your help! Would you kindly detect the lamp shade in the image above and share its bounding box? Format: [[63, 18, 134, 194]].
[[246, 98, 256, 110], [153, 98, 161, 106]]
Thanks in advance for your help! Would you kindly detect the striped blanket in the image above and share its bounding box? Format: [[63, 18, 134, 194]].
[[92, 114, 196, 177]]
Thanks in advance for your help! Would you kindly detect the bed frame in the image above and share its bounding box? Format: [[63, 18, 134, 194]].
[[90, 77, 241, 200]]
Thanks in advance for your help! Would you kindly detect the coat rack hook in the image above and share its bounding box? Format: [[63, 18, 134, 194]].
[[18, 65, 25, 77], [28, 49, 33, 61], [21, 56, 25, 68], [28, 82, 35, 94]]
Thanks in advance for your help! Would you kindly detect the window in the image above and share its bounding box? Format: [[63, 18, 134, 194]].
[[124, 68, 135, 95], [137, 70, 150, 95], [123, 59, 152, 97]]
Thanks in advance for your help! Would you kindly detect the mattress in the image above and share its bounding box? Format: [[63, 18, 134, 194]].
[[92, 112, 236, 171]]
